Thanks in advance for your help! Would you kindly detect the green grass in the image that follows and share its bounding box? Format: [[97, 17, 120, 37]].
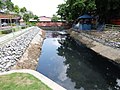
[[0, 73, 52, 90], [0, 31, 2, 35], [0, 27, 20, 36]]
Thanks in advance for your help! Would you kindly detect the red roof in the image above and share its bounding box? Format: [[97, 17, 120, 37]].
[[36, 22, 66, 27], [39, 16, 51, 21], [0, 14, 20, 19]]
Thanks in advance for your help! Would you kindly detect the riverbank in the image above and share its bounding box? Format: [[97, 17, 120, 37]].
[[12, 27, 45, 70], [0, 27, 45, 72], [67, 29, 120, 64]]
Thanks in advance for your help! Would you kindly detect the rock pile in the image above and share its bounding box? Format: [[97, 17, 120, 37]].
[[80, 30, 120, 49], [0, 27, 40, 72]]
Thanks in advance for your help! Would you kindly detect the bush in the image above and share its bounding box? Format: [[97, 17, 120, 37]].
[[11, 23, 16, 26], [2, 29, 12, 34], [21, 26, 26, 29]]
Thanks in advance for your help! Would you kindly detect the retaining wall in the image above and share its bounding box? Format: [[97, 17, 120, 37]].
[[68, 30, 120, 64], [0, 27, 43, 72]]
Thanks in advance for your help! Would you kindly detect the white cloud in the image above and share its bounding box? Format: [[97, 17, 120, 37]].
[[11, 0, 65, 17]]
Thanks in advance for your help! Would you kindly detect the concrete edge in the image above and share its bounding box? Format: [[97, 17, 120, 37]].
[[69, 31, 120, 62], [0, 69, 66, 90]]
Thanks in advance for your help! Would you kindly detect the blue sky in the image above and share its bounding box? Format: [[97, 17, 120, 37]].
[[11, 0, 65, 17]]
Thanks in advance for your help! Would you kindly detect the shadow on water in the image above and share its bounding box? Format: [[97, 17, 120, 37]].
[[37, 31, 120, 90]]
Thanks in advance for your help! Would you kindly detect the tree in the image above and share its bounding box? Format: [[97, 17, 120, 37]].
[[23, 13, 30, 22], [0, 0, 4, 10], [34, 15, 39, 21], [57, 0, 96, 22], [27, 11, 34, 18], [14, 5, 20, 14], [5, 0, 14, 11], [57, 3, 67, 20], [51, 14, 59, 22], [95, 0, 120, 23], [20, 7, 27, 13]]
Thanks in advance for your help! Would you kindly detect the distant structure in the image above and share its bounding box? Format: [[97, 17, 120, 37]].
[[39, 16, 51, 22], [35, 16, 69, 30], [0, 12, 21, 27], [73, 14, 97, 30]]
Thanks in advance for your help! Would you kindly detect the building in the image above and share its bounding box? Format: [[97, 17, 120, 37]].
[[39, 16, 51, 22], [0, 13, 21, 26]]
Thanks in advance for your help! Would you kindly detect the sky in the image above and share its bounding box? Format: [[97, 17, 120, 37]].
[[11, 0, 65, 17]]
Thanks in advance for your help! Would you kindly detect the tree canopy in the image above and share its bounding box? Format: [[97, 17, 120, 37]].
[[14, 5, 20, 14], [51, 14, 59, 22], [57, 0, 120, 24], [0, 0, 4, 10], [5, 0, 14, 11], [23, 13, 30, 22], [95, 0, 120, 23], [20, 7, 27, 13], [57, 0, 96, 22], [34, 15, 39, 21]]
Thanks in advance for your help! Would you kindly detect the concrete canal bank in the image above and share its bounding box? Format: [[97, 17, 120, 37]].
[[12, 27, 45, 70], [67, 29, 120, 64], [0, 26, 45, 72]]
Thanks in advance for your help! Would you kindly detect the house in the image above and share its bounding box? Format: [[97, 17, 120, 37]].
[[0, 13, 21, 27], [39, 16, 51, 22]]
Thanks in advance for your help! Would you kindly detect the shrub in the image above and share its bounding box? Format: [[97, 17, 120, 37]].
[[2, 29, 12, 34], [21, 26, 26, 29]]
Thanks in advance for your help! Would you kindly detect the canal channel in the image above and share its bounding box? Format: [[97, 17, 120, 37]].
[[36, 31, 120, 90]]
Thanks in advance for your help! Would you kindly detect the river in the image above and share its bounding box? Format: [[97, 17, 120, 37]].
[[36, 31, 120, 90]]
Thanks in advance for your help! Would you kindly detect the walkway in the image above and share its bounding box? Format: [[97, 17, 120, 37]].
[[0, 26, 34, 46]]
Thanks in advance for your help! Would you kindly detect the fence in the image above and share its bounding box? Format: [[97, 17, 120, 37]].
[[104, 24, 120, 31]]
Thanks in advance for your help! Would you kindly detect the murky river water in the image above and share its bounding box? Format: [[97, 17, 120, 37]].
[[36, 31, 120, 90]]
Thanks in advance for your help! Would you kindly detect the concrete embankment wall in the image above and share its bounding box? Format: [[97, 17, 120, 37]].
[[0, 26, 45, 72], [68, 30, 120, 64], [39, 26, 65, 30], [12, 27, 45, 70]]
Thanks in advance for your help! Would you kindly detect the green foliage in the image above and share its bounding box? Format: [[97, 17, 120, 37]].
[[20, 7, 27, 13], [57, 4, 67, 20], [57, 0, 96, 22], [28, 11, 34, 18], [34, 15, 39, 21], [5, 0, 14, 11], [95, 0, 120, 23], [23, 13, 30, 22], [14, 5, 20, 14], [1, 29, 12, 34], [21, 26, 26, 29], [0, 0, 4, 10], [51, 14, 59, 22]]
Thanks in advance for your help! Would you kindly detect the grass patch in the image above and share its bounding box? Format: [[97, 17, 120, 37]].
[[0, 31, 2, 35], [1, 29, 12, 34], [0, 73, 52, 90]]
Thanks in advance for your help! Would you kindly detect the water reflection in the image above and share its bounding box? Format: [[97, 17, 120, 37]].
[[37, 31, 120, 90], [57, 36, 120, 90]]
